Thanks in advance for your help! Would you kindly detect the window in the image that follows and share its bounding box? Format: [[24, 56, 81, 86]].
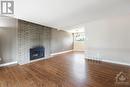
[[74, 32, 85, 41]]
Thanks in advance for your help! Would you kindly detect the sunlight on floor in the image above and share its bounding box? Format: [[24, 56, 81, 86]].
[[71, 54, 88, 82]]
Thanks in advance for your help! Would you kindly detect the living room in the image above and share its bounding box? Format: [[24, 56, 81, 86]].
[[0, 0, 130, 87]]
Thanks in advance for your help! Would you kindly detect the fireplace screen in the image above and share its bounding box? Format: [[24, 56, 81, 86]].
[[30, 47, 45, 60]]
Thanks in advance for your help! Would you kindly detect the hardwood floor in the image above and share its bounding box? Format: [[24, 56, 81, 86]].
[[0, 51, 130, 87]]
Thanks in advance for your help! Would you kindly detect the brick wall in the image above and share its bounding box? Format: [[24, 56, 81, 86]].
[[17, 20, 51, 64]]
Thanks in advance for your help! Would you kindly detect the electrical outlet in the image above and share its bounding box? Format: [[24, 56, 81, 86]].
[[0, 58, 2, 61]]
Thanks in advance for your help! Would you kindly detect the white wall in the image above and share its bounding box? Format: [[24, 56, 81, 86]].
[[0, 28, 17, 63], [73, 41, 85, 51], [73, 32, 85, 51], [0, 17, 17, 63], [51, 29, 73, 54], [85, 15, 130, 65]]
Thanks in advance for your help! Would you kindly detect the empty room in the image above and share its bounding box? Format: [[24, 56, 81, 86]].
[[0, 0, 130, 87]]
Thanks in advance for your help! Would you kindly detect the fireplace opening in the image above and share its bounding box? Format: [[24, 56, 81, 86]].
[[30, 47, 45, 60]]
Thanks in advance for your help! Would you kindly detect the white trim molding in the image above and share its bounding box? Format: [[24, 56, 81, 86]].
[[0, 61, 18, 67], [21, 50, 72, 65], [30, 50, 73, 63], [101, 59, 130, 66], [85, 57, 130, 66], [51, 50, 72, 56]]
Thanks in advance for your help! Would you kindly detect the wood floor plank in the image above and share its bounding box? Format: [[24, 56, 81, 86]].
[[0, 51, 130, 87]]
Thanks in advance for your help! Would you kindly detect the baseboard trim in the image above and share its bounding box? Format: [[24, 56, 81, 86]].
[[102, 60, 130, 66], [20, 50, 73, 65], [85, 57, 130, 66], [0, 61, 18, 67], [51, 50, 72, 56]]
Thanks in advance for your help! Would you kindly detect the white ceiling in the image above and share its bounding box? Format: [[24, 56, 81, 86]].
[[66, 27, 85, 33], [8, 0, 130, 29]]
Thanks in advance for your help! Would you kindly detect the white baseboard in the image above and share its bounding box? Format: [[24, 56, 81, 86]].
[[0, 61, 18, 67], [51, 50, 72, 56], [85, 57, 130, 66], [30, 50, 73, 63], [101, 59, 130, 66], [20, 50, 72, 65]]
